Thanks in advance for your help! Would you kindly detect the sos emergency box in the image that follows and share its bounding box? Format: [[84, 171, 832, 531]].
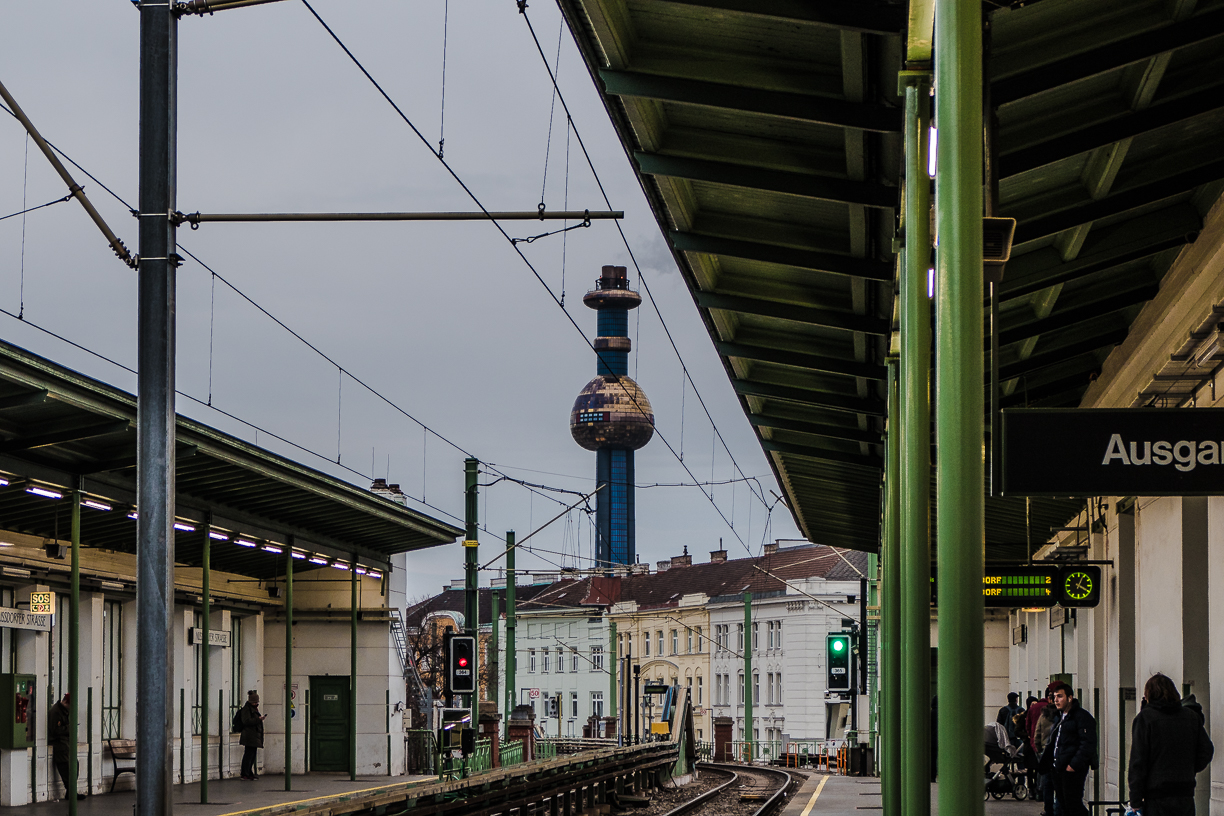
[[0, 674, 37, 749]]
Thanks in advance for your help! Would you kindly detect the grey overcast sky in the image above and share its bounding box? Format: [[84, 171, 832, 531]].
[[0, 0, 801, 599]]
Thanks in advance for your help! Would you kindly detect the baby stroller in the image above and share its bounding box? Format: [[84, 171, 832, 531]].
[[984, 722, 1029, 801]]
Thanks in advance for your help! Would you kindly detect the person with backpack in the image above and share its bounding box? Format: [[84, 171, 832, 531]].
[[1128, 673, 1214, 816], [998, 692, 1025, 744], [237, 690, 266, 780], [1039, 681, 1097, 816]]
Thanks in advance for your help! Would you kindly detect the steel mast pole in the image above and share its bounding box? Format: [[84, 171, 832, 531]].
[[504, 531, 516, 735], [350, 553, 358, 781], [201, 519, 211, 803], [137, 2, 178, 813], [934, 2, 985, 815], [285, 544, 293, 790], [881, 360, 901, 813], [70, 483, 81, 814], [901, 74, 933, 816], [743, 592, 752, 759]]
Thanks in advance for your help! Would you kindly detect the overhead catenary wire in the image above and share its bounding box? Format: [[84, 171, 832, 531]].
[[298, 0, 763, 557]]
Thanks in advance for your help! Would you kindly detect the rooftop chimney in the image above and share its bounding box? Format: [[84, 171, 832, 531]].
[[671, 546, 692, 567], [763, 541, 779, 555], [657, 560, 671, 572], [710, 549, 728, 563]]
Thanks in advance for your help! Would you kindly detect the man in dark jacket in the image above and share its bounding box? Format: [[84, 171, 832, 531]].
[[998, 692, 1024, 744], [48, 693, 75, 800], [239, 690, 266, 781], [1040, 682, 1096, 816], [1128, 674, 1214, 816]]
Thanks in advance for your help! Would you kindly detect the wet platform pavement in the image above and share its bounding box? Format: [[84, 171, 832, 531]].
[[780, 772, 1041, 816], [9, 773, 435, 816]]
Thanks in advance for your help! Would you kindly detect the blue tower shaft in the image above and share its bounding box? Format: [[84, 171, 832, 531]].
[[595, 448, 635, 568]]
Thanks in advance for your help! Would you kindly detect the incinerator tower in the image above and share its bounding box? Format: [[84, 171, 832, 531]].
[[570, 265, 654, 569]]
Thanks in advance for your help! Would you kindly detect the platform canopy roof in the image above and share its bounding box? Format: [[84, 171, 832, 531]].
[[0, 340, 463, 580], [559, 0, 1224, 552]]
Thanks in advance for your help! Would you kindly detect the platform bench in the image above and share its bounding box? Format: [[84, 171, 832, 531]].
[[107, 739, 136, 792]]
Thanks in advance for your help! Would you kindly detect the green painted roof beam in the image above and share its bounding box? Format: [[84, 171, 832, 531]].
[[992, 6, 1224, 105], [670, 231, 893, 281], [635, 152, 896, 209], [1013, 157, 1224, 244], [695, 290, 890, 335], [655, 0, 904, 34], [907, 0, 936, 62], [732, 379, 887, 416], [996, 329, 1128, 381], [999, 83, 1224, 176], [716, 340, 889, 380], [761, 438, 882, 469], [999, 368, 1101, 408], [995, 284, 1157, 347], [748, 413, 883, 444], [600, 69, 903, 132]]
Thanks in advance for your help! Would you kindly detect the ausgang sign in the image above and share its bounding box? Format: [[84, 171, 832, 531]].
[[1003, 408, 1224, 496]]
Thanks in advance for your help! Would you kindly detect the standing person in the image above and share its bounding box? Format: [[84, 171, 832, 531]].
[[998, 692, 1024, 744], [239, 690, 266, 781], [1128, 673, 1214, 816], [1039, 682, 1097, 816], [48, 692, 81, 800], [1034, 701, 1059, 816]]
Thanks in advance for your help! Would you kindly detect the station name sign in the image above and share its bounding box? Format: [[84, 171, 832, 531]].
[[1003, 408, 1224, 496], [188, 628, 232, 647], [0, 607, 52, 632]]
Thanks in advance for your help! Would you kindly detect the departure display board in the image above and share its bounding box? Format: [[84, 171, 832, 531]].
[[935, 565, 1101, 608], [981, 566, 1101, 608]]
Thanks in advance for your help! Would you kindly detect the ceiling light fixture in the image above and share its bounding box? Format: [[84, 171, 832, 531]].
[[355, 566, 367, 575], [927, 126, 938, 177], [173, 522, 195, 532], [263, 545, 283, 554], [235, 539, 257, 548], [330, 562, 350, 571], [290, 550, 307, 560], [128, 511, 138, 520], [367, 570, 381, 579], [26, 486, 63, 500], [0, 478, 10, 487], [99, 580, 125, 591], [82, 498, 112, 511], [308, 556, 328, 565], [208, 531, 229, 541]]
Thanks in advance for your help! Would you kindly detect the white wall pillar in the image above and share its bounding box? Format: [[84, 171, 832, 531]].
[[1208, 497, 1224, 816], [77, 592, 103, 795]]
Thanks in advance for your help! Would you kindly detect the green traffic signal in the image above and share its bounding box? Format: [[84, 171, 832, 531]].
[[831, 638, 846, 653]]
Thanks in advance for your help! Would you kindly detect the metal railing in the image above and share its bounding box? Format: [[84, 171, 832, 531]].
[[536, 740, 557, 760], [467, 738, 492, 774], [405, 730, 436, 775], [191, 704, 204, 736], [501, 739, 524, 766], [102, 706, 121, 740], [695, 740, 714, 762]]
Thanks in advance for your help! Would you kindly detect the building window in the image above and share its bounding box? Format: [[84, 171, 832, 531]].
[[102, 600, 123, 739], [591, 645, 604, 671], [644, 632, 650, 657], [696, 626, 703, 652], [543, 649, 550, 673], [591, 691, 604, 718], [571, 649, 579, 672], [697, 675, 703, 705], [571, 691, 578, 718], [736, 623, 744, 652], [767, 621, 775, 650], [625, 636, 632, 658], [753, 672, 760, 704], [777, 673, 783, 704], [529, 650, 536, 673], [738, 673, 744, 704], [776, 620, 782, 648], [752, 622, 759, 651], [671, 629, 678, 655], [767, 673, 774, 704], [657, 630, 664, 656]]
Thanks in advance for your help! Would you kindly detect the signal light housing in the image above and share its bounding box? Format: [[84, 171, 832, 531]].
[[446, 635, 477, 695], [826, 632, 852, 693]]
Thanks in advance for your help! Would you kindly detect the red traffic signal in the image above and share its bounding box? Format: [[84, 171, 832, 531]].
[[458, 657, 468, 667], [447, 635, 477, 695]]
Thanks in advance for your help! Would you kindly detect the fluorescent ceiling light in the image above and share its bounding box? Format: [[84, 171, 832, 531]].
[[26, 486, 63, 500], [928, 268, 935, 299], [128, 511, 138, 520], [355, 566, 367, 575], [235, 539, 257, 548], [927, 127, 938, 177], [367, 571, 380, 579], [173, 522, 195, 532], [208, 531, 229, 541], [0, 478, 9, 487], [262, 545, 283, 554], [82, 498, 112, 511], [308, 556, 328, 565], [99, 580, 124, 591], [290, 550, 307, 560], [330, 562, 350, 571]]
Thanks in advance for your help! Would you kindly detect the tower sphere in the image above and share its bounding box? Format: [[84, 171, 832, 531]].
[[570, 375, 654, 451]]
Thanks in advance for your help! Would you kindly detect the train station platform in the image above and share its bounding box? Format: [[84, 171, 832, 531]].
[[781, 773, 1037, 816], [3, 774, 434, 816]]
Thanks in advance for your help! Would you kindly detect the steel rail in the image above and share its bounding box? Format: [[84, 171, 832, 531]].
[[175, 210, 623, 225], [696, 763, 793, 816], [659, 765, 739, 816]]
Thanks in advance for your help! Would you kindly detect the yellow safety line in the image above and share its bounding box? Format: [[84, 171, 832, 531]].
[[798, 775, 831, 816], [215, 780, 425, 816]]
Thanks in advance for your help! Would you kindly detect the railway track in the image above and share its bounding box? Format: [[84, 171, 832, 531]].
[[657, 763, 794, 816]]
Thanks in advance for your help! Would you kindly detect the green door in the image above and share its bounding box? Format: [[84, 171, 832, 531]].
[[309, 676, 351, 772]]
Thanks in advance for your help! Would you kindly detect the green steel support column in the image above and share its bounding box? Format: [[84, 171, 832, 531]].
[[902, 75, 933, 816], [504, 532, 517, 735], [743, 592, 752, 757], [867, 551, 879, 770], [934, 1, 985, 814], [201, 518, 211, 802], [882, 361, 902, 814], [70, 485, 80, 813], [608, 621, 618, 722], [490, 591, 500, 716], [350, 553, 358, 781], [464, 458, 479, 719], [285, 543, 293, 790]]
